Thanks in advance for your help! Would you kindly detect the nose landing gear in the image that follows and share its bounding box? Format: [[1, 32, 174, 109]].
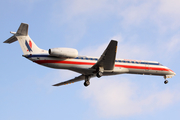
[[164, 80, 168, 84], [164, 76, 168, 84]]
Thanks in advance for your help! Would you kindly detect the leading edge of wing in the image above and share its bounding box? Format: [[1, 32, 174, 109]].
[[92, 40, 118, 70], [53, 75, 85, 86]]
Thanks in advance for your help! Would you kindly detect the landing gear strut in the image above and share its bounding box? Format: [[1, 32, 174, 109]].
[[96, 67, 104, 78], [84, 75, 90, 87], [164, 76, 168, 84]]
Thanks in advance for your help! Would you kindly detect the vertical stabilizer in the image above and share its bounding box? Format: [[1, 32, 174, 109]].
[[3, 23, 47, 55], [17, 23, 28, 36]]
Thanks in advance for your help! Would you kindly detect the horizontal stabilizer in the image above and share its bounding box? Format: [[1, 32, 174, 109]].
[[3, 35, 17, 44]]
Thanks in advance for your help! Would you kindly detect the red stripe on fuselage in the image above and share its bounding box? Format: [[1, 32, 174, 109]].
[[34, 60, 95, 65], [34, 60, 171, 72], [115, 65, 170, 72]]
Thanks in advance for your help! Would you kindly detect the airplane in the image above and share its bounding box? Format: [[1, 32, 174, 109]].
[[4, 23, 176, 87]]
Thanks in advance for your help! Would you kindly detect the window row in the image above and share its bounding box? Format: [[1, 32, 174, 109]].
[[75, 57, 161, 66]]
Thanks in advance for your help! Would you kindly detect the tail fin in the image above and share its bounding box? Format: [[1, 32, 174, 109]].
[[4, 23, 47, 55], [17, 23, 28, 36]]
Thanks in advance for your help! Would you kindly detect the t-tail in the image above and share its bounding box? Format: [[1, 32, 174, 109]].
[[4, 23, 47, 55]]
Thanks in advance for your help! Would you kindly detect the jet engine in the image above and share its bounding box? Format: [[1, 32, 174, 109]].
[[49, 48, 78, 58]]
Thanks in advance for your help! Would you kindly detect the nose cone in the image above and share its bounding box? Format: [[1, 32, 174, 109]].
[[173, 72, 176, 76], [168, 68, 176, 76], [170, 69, 176, 76]]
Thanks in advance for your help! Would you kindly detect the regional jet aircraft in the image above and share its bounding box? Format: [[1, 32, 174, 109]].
[[4, 23, 176, 87]]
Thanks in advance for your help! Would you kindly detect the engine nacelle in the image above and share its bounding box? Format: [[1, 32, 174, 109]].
[[49, 48, 78, 58]]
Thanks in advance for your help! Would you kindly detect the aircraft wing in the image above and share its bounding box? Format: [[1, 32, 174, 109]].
[[53, 75, 85, 86], [91, 40, 118, 70]]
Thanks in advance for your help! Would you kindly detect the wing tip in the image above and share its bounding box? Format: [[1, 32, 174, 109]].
[[111, 39, 118, 42], [111, 39, 116, 40], [52, 84, 59, 86]]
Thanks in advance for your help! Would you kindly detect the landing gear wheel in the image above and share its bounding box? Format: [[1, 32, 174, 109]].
[[164, 80, 168, 84], [96, 71, 103, 78], [84, 75, 90, 87], [84, 80, 90, 87]]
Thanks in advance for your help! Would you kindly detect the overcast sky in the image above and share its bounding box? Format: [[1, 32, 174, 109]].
[[1, 0, 180, 120]]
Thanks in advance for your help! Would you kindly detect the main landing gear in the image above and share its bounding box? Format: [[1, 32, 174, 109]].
[[96, 71, 103, 78], [84, 67, 104, 87], [96, 67, 103, 78], [84, 75, 90, 87]]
